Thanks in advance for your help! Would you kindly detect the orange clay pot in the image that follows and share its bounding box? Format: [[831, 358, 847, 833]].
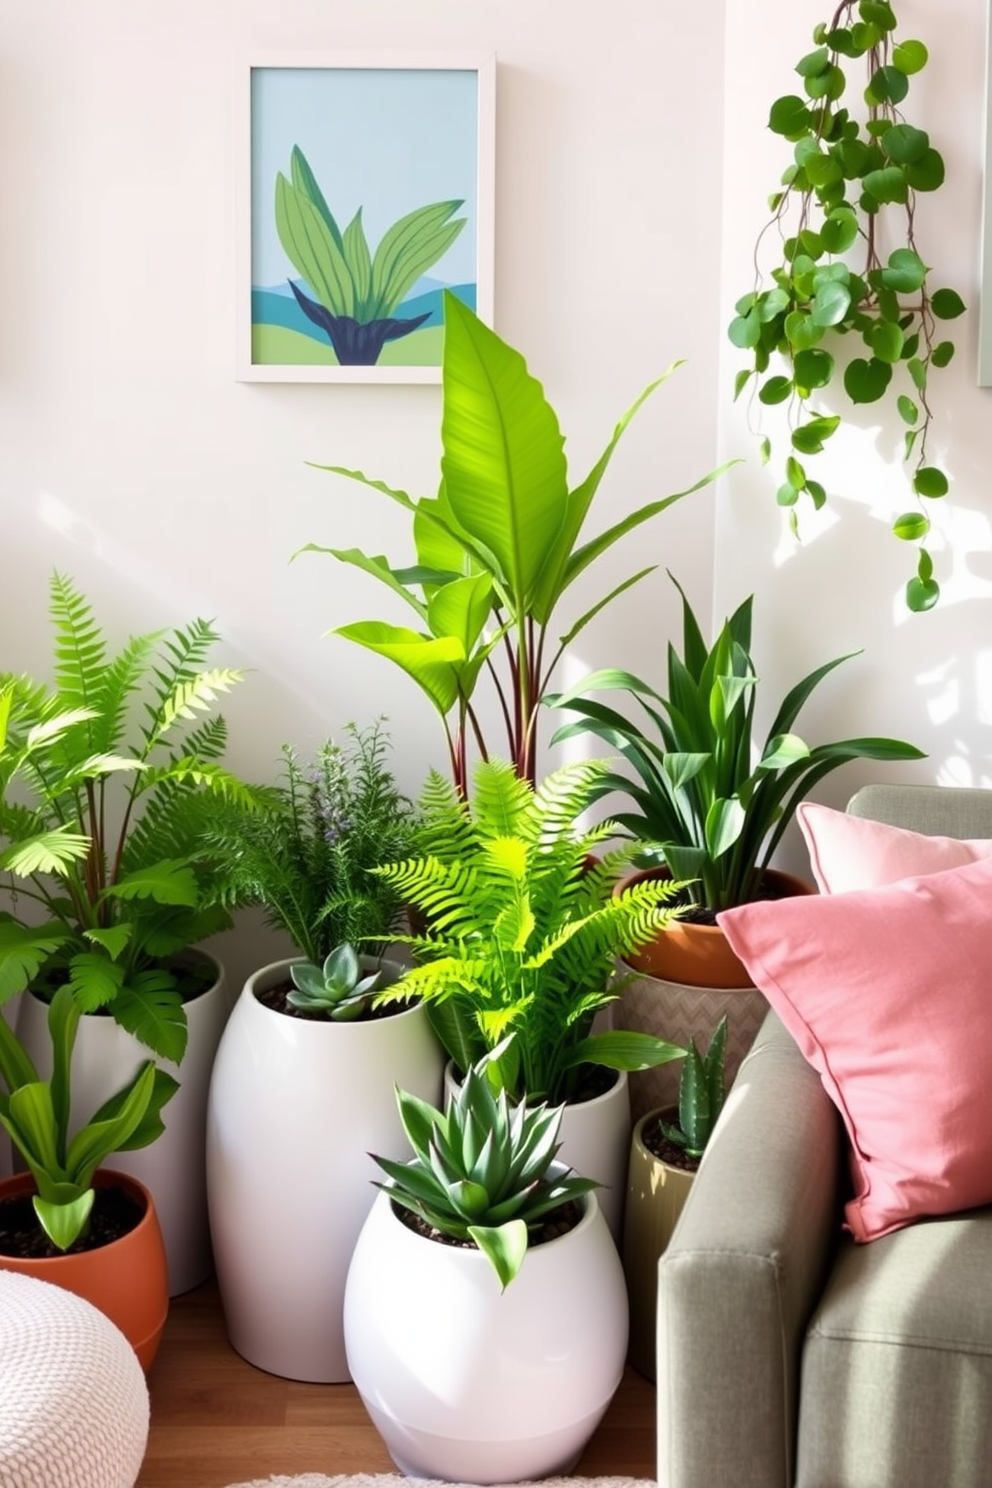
[[617, 866, 815, 988], [0, 1168, 169, 1373]]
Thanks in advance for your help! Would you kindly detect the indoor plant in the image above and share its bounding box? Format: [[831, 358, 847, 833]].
[[1, 590, 258, 1293], [371, 754, 688, 1235], [343, 1051, 628, 1483], [728, 0, 965, 611], [622, 1016, 728, 1380], [204, 723, 444, 1384], [549, 573, 923, 1112], [300, 289, 728, 789], [0, 983, 171, 1370]]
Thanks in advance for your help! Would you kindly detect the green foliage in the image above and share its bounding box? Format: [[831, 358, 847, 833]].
[[300, 291, 730, 790], [203, 720, 420, 964], [373, 757, 687, 1103], [729, 2, 964, 611], [371, 1049, 598, 1289], [0, 984, 177, 1251], [548, 574, 925, 912], [0, 574, 259, 1061], [287, 943, 388, 1021], [661, 1016, 728, 1159]]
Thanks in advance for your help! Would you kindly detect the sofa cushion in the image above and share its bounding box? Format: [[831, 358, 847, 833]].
[[797, 800, 992, 893], [717, 855, 992, 1242]]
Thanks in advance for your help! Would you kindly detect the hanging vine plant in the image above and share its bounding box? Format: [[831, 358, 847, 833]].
[[729, 0, 965, 613]]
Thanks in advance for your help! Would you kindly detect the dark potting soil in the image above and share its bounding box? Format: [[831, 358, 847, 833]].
[[640, 1114, 702, 1175], [393, 1197, 584, 1250], [0, 1184, 145, 1260], [254, 981, 413, 1022]]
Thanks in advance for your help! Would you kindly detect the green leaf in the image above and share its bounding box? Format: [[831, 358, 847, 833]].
[[819, 209, 859, 254], [728, 312, 762, 350], [806, 480, 827, 510], [275, 173, 355, 318], [862, 166, 907, 206], [865, 66, 908, 105], [758, 376, 793, 406], [893, 39, 929, 75], [844, 357, 893, 404], [870, 321, 904, 363], [369, 200, 466, 318], [907, 573, 940, 612], [769, 95, 814, 138], [881, 125, 929, 165], [733, 368, 753, 400], [811, 280, 851, 327], [804, 154, 843, 189], [793, 348, 834, 391], [859, 1, 897, 29], [907, 357, 927, 391], [893, 512, 930, 541], [913, 467, 949, 498], [880, 249, 927, 294], [105, 859, 199, 907], [792, 416, 840, 454], [897, 395, 919, 425], [796, 46, 829, 78], [784, 312, 823, 351], [931, 341, 955, 369], [785, 456, 806, 489], [904, 149, 945, 193], [777, 483, 801, 507], [467, 1220, 529, 1290], [33, 1192, 94, 1253], [931, 289, 966, 321]]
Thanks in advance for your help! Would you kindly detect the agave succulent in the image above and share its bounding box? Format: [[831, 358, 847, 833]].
[[661, 1015, 729, 1160], [370, 1051, 598, 1289], [287, 943, 387, 1021]]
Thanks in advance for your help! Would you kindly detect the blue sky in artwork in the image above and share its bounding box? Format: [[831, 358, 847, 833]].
[[251, 66, 479, 290]]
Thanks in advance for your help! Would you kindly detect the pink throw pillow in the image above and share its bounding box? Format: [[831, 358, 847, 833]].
[[797, 800, 992, 893], [717, 855, 992, 1242]]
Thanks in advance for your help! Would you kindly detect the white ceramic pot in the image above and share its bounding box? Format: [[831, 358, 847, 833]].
[[443, 1062, 631, 1243], [344, 1173, 628, 1483], [15, 951, 228, 1296], [205, 958, 445, 1383]]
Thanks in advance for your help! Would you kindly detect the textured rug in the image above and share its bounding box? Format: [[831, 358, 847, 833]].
[[224, 1476, 654, 1488]]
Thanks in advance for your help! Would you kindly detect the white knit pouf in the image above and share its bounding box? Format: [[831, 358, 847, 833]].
[[0, 1270, 149, 1488]]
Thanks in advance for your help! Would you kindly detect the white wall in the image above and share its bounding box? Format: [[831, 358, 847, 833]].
[[716, 0, 992, 874], [0, 0, 727, 982]]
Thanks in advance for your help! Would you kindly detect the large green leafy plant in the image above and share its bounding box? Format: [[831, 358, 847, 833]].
[[0, 575, 257, 1063], [549, 575, 925, 913], [302, 291, 726, 789], [371, 1049, 598, 1289], [372, 756, 687, 1104], [728, 0, 965, 612], [0, 984, 177, 1251]]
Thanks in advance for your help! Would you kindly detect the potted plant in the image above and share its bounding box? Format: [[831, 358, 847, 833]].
[[0, 577, 259, 1294], [204, 722, 445, 1383], [0, 984, 171, 1371], [548, 573, 924, 1114], [300, 290, 729, 789], [343, 1051, 629, 1484], [371, 753, 688, 1237], [727, 1, 965, 611], [622, 1016, 728, 1381]]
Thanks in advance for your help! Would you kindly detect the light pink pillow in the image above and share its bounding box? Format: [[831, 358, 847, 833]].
[[717, 854, 992, 1242], [798, 800, 992, 893]]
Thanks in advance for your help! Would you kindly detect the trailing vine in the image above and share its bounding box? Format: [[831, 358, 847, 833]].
[[729, 0, 965, 612]]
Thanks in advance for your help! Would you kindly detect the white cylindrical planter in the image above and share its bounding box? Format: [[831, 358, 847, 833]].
[[443, 1063, 630, 1244], [205, 959, 445, 1383], [15, 953, 228, 1296], [344, 1179, 628, 1484]]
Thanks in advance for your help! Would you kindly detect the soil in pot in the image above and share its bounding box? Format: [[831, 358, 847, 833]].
[[0, 1184, 144, 1261], [394, 1197, 583, 1250]]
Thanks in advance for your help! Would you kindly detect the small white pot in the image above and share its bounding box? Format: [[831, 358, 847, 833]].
[[443, 1061, 631, 1243], [344, 1173, 628, 1483], [205, 958, 445, 1383], [15, 952, 228, 1296]]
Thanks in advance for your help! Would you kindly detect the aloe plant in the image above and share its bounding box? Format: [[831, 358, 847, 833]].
[[0, 574, 259, 1062], [371, 1050, 598, 1289], [275, 145, 466, 365], [661, 1016, 728, 1160], [301, 291, 729, 789], [372, 756, 687, 1103], [0, 984, 177, 1251], [287, 943, 388, 1021]]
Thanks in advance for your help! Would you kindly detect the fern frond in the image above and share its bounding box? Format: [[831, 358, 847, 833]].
[[90, 631, 162, 756], [49, 573, 106, 714], [155, 670, 245, 741]]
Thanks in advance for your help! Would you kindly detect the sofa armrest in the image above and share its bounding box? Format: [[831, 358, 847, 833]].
[[656, 1010, 843, 1488]]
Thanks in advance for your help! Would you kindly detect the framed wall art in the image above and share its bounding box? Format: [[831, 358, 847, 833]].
[[237, 51, 496, 384]]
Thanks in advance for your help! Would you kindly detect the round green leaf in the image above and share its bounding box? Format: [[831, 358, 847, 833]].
[[812, 280, 852, 327], [777, 482, 801, 508], [758, 376, 793, 406], [770, 95, 814, 138], [870, 321, 904, 363], [820, 209, 859, 254], [826, 26, 856, 56], [793, 347, 834, 390], [881, 124, 929, 165], [784, 311, 823, 351], [897, 395, 919, 426], [893, 39, 929, 75], [931, 288, 966, 321], [806, 480, 827, 510], [913, 467, 949, 499], [865, 65, 909, 105], [860, 1, 896, 29], [907, 357, 927, 391], [907, 575, 940, 613], [796, 47, 830, 78], [892, 512, 930, 541], [850, 21, 881, 52], [862, 166, 908, 205], [844, 357, 893, 404], [806, 64, 846, 102], [728, 312, 761, 350], [799, 228, 825, 258], [931, 341, 955, 369], [758, 287, 791, 323], [792, 417, 840, 454], [904, 149, 945, 193], [880, 249, 927, 294]]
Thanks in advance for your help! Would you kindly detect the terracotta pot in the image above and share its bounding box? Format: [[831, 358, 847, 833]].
[[0, 1169, 169, 1373], [622, 1108, 697, 1381]]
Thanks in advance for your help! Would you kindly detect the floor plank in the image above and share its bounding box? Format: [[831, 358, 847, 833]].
[[137, 1280, 656, 1487]]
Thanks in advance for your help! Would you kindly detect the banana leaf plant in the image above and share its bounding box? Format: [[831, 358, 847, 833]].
[[300, 291, 730, 790]]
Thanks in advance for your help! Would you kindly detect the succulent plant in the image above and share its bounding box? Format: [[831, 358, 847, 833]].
[[662, 1016, 729, 1160], [370, 1049, 598, 1289], [287, 943, 387, 1021]]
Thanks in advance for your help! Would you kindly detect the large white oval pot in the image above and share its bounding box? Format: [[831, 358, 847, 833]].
[[443, 1062, 631, 1243], [343, 1174, 629, 1483], [15, 950, 228, 1296], [205, 957, 445, 1383]]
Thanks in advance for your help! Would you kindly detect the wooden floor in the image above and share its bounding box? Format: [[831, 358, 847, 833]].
[[136, 1279, 657, 1488]]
